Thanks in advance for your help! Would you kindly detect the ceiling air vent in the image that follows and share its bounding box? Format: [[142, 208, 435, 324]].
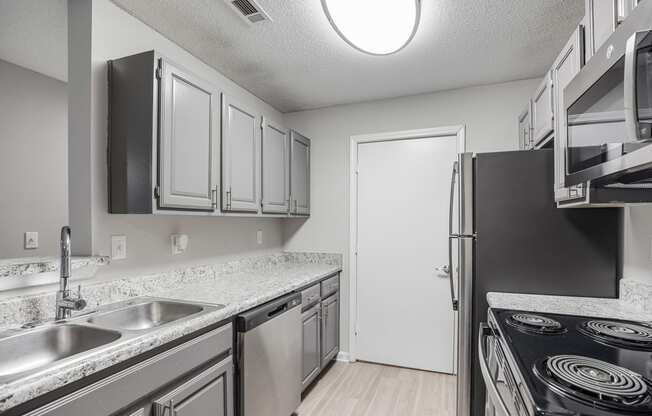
[[225, 0, 271, 24]]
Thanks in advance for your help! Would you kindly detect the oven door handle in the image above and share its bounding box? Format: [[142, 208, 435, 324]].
[[624, 31, 649, 141], [478, 323, 510, 416]]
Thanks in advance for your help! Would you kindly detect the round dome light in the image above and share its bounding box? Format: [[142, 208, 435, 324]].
[[321, 0, 421, 56]]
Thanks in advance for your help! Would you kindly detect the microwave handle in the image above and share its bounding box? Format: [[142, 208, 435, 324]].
[[624, 31, 648, 141], [478, 324, 510, 416]]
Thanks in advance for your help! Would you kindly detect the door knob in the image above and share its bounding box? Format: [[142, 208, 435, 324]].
[[435, 265, 450, 276]]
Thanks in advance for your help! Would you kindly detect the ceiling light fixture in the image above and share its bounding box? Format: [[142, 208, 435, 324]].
[[321, 0, 421, 56]]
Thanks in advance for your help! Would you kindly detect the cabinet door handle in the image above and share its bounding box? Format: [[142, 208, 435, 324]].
[[165, 399, 176, 416]]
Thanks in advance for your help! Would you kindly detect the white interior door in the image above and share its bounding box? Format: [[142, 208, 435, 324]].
[[356, 135, 458, 373]]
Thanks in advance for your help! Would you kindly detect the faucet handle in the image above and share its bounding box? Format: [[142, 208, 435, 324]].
[[75, 285, 87, 311]]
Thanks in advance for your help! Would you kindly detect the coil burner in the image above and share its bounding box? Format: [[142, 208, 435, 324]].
[[535, 355, 652, 412], [580, 320, 652, 350], [506, 313, 565, 335]]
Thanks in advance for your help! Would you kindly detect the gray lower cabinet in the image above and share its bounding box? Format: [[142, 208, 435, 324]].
[[301, 304, 321, 390], [27, 324, 233, 416], [153, 358, 233, 416], [222, 94, 260, 213], [261, 117, 290, 214], [320, 293, 339, 367], [290, 130, 310, 216], [300, 273, 339, 391]]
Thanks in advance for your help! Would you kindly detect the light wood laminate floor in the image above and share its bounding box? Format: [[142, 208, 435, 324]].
[[297, 361, 457, 416]]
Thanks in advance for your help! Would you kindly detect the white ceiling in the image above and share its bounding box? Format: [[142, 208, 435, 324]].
[[111, 0, 584, 112], [0, 0, 68, 81]]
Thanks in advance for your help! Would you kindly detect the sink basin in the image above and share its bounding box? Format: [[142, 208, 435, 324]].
[[87, 301, 204, 331], [0, 324, 121, 379]]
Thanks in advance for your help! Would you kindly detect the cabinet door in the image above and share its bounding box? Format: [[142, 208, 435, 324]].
[[159, 59, 218, 210], [261, 118, 290, 214], [531, 73, 554, 146], [302, 304, 321, 390], [518, 102, 533, 150], [320, 293, 339, 367], [584, 0, 618, 63], [222, 94, 259, 212], [552, 26, 586, 202], [153, 356, 233, 416], [290, 130, 310, 216]]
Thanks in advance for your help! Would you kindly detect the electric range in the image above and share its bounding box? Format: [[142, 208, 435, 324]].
[[481, 308, 652, 416]]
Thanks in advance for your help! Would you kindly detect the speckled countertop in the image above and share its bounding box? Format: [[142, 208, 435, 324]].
[[0, 252, 341, 413], [487, 278, 652, 322]]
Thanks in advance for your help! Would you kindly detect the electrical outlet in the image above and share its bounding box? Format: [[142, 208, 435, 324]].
[[24, 232, 38, 249], [171, 234, 189, 255], [111, 235, 127, 260], [256, 230, 263, 245]]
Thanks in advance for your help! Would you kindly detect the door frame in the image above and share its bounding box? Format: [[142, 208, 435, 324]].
[[348, 125, 466, 363]]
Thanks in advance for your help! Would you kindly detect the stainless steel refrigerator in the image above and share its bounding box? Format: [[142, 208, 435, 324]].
[[449, 150, 621, 416]]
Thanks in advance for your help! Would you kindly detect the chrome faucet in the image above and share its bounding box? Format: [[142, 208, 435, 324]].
[[55, 226, 87, 320]]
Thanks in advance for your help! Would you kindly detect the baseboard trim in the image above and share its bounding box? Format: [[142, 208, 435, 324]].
[[336, 351, 351, 362]]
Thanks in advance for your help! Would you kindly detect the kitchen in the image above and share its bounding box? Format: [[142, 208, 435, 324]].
[[1, 0, 652, 415]]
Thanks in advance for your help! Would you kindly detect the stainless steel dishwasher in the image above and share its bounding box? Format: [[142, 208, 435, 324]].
[[235, 292, 302, 416]]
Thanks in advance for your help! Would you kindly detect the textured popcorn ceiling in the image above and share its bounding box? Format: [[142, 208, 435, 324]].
[[111, 0, 584, 112], [0, 0, 68, 81]]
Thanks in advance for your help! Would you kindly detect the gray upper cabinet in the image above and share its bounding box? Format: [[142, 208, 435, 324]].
[[320, 293, 339, 367], [222, 94, 260, 213], [531, 72, 554, 146], [159, 59, 219, 211], [261, 118, 290, 214], [552, 25, 586, 203], [584, 0, 642, 63], [290, 130, 311, 216], [108, 51, 220, 214], [518, 102, 533, 150]]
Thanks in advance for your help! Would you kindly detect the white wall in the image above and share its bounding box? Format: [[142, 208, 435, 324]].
[[72, 0, 286, 276], [0, 59, 68, 258], [283, 78, 540, 354]]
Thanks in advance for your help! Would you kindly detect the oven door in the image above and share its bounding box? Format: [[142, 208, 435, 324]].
[[565, 1, 652, 186], [478, 324, 527, 416]]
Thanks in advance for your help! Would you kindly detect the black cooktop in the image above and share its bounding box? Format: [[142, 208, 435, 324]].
[[491, 308, 652, 416]]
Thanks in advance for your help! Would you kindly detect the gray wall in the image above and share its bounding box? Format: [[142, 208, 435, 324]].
[[66, 0, 286, 276], [282, 78, 541, 354], [0, 59, 68, 258]]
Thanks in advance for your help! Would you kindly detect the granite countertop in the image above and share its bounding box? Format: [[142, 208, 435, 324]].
[[487, 279, 652, 322], [0, 252, 341, 413]]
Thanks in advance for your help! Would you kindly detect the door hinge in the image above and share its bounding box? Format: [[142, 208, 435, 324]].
[[155, 67, 163, 80], [154, 185, 160, 199]]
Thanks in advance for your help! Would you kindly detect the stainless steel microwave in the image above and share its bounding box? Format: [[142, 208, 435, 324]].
[[564, 0, 652, 187]]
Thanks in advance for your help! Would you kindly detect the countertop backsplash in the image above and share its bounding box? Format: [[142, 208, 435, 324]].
[[0, 252, 342, 330]]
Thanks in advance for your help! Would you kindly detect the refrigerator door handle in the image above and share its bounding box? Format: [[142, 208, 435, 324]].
[[448, 161, 458, 236], [448, 235, 459, 311]]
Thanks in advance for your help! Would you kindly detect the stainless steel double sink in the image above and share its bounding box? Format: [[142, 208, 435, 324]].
[[0, 297, 224, 383]]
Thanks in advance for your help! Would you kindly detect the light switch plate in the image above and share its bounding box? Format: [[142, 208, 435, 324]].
[[24, 232, 38, 249], [111, 235, 127, 260]]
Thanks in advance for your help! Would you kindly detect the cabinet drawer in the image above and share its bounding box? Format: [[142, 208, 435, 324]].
[[301, 284, 321, 309], [320, 275, 339, 298]]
